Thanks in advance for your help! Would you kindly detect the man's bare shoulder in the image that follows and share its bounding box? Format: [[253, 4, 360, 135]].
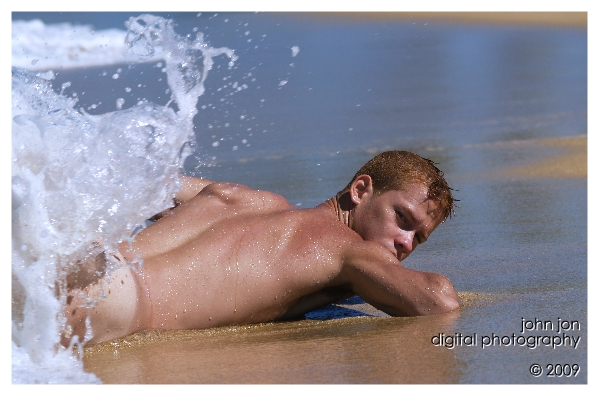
[[293, 206, 369, 251], [197, 181, 292, 212]]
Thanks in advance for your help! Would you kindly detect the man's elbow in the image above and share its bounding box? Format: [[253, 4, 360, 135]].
[[383, 274, 459, 317], [435, 291, 460, 314], [395, 273, 459, 316], [426, 273, 459, 314]]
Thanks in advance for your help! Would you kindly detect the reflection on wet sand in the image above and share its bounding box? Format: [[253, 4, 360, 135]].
[[500, 136, 587, 179], [83, 304, 464, 384], [449, 136, 587, 185]]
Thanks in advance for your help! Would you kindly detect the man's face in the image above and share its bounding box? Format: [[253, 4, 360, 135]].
[[351, 179, 443, 261]]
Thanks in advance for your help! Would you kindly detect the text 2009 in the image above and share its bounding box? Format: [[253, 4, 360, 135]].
[[546, 364, 580, 377]]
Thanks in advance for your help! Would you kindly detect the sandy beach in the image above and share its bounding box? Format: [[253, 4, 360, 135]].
[[13, 11, 586, 384], [501, 136, 587, 179], [81, 298, 466, 383]]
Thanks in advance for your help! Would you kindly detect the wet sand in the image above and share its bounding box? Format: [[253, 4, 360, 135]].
[[83, 294, 486, 384], [80, 291, 499, 384], [500, 136, 587, 179]]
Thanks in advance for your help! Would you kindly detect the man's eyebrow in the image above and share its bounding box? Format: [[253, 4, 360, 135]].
[[396, 201, 433, 243], [396, 201, 418, 222]]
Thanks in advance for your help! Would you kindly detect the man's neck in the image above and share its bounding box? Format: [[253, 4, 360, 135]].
[[319, 192, 354, 228]]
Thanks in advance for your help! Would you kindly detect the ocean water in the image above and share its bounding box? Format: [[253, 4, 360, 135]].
[[11, 12, 587, 384]]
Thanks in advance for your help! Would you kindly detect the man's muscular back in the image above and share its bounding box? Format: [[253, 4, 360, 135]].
[[119, 181, 292, 261], [117, 180, 355, 332]]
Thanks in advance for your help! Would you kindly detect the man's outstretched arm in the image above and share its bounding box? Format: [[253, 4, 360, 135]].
[[343, 241, 459, 316]]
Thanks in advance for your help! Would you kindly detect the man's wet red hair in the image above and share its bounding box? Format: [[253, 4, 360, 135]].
[[339, 150, 456, 222]]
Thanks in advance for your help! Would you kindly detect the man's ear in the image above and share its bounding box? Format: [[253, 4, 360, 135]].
[[349, 175, 373, 205]]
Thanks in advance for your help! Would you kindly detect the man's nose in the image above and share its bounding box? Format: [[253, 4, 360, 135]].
[[394, 231, 414, 257]]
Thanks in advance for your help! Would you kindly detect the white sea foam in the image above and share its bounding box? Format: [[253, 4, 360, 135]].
[[12, 19, 161, 70], [11, 14, 237, 383]]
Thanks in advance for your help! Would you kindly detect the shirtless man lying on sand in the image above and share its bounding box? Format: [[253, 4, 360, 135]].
[[62, 150, 460, 347]]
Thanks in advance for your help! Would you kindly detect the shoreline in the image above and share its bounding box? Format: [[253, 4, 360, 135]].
[[296, 12, 587, 28]]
